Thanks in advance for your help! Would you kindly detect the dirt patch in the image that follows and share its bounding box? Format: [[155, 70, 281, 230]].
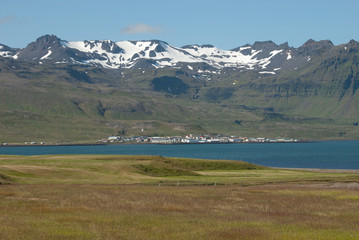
[[173, 126, 186, 131]]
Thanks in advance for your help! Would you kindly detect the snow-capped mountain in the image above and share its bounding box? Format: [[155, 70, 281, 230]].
[[2, 35, 359, 141], [0, 43, 17, 58], [1, 34, 358, 75], [0, 35, 298, 71]]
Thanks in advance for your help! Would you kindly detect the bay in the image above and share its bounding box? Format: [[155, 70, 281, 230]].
[[0, 141, 359, 169]]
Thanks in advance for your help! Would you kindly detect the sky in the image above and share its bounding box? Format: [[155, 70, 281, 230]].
[[1, 0, 359, 50]]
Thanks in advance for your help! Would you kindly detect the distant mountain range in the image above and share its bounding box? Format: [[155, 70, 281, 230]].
[[1, 35, 359, 142], [2, 34, 356, 71]]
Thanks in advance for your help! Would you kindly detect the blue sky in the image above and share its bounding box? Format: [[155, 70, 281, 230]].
[[1, 0, 358, 49]]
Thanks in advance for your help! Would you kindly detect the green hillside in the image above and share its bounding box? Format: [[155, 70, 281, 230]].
[[1, 47, 359, 143]]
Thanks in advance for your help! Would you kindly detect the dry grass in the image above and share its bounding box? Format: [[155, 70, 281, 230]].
[[0, 155, 359, 239], [0, 184, 358, 239]]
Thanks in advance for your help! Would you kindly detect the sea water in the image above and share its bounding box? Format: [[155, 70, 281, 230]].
[[1, 141, 359, 169]]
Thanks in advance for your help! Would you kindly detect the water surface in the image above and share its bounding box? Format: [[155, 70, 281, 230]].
[[1, 141, 358, 169]]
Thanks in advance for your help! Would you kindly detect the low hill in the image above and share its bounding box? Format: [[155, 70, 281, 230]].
[[1, 155, 358, 186]]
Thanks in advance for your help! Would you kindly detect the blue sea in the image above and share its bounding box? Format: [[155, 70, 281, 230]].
[[1, 141, 359, 169]]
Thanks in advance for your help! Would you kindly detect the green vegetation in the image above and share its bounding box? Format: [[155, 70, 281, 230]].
[[0, 155, 359, 239], [0, 155, 266, 185], [1, 56, 359, 143], [1, 155, 358, 185]]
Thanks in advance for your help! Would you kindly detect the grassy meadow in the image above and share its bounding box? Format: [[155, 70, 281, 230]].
[[1, 155, 359, 239]]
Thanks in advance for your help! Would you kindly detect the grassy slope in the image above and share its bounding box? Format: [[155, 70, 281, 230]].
[[0, 65, 269, 143], [0, 155, 358, 185], [0, 155, 359, 239], [1, 57, 359, 143]]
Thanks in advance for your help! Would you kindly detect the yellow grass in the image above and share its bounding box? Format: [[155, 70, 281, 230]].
[[0, 154, 359, 239], [0, 184, 359, 239]]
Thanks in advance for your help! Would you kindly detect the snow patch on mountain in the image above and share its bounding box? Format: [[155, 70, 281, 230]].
[[259, 71, 276, 74], [287, 51, 292, 60], [183, 44, 261, 69], [0, 50, 12, 57], [57, 39, 289, 70], [62, 40, 202, 69], [0, 44, 15, 57], [40, 50, 52, 60]]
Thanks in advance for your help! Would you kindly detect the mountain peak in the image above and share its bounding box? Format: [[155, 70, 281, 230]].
[[200, 44, 215, 48], [279, 42, 290, 49], [181, 44, 199, 49], [303, 39, 333, 47], [343, 39, 359, 54], [129, 39, 168, 45], [252, 41, 278, 50], [34, 34, 62, 47], [298, 39, 334, 56], [347, 39, 359, 46], [16, 34, 64, 61], [303, 39, 315, 45]]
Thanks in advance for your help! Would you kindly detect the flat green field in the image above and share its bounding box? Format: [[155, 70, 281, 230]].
[[1, 155, 359, 239]]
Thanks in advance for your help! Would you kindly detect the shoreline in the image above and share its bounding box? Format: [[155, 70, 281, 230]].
[[3, 138, 358, 147], [0, 140, 312, 147], [1, 142, 359, 171], [274, 167, 359, 173], [0, 153, 358, 172]]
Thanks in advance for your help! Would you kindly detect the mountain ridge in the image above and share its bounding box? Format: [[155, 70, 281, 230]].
[[1, 34, 359, 142], [2, 34, 357, 72]]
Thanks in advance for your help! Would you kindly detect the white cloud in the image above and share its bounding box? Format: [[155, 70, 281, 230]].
[[121, 23, 162, 34], [0, 16, 14, 25]]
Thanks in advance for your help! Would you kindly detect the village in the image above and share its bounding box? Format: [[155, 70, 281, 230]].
[[0, 134, 299, 147], [100, 134, 300, 144]]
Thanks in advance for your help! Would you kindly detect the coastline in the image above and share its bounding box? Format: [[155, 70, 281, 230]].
[[1, 141, 358, 170], [0, 140, 310, 147], [274, 167, 359, 174]]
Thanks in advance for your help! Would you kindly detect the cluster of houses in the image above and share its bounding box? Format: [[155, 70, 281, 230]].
[[1, 141, 46, 146], [101, 134, 299, 144]]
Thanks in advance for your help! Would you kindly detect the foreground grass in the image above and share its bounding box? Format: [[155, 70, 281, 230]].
[[1, 184, 359, 240], [1, 155, 359, 239]]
